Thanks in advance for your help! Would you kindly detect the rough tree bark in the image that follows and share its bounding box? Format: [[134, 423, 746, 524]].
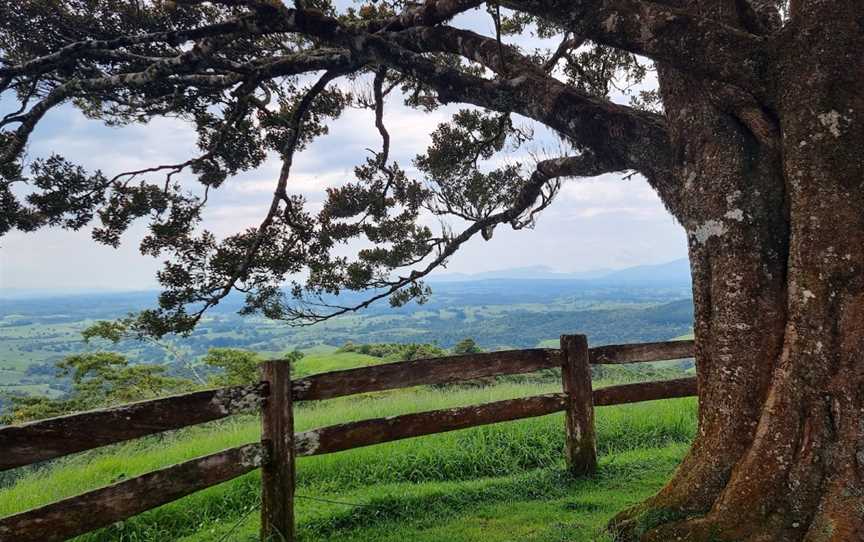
[[610, 2, 864, 540]]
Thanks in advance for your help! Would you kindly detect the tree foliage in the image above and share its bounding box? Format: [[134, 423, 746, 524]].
[[203, 346, 303, 384], [338, 341, 447, 361], [452, 337, 482, 355], [0, 0, 770, 337], [0, 352, 193, 424]]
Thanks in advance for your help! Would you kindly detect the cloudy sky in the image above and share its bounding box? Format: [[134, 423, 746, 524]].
[[0, 8, 687, 292]]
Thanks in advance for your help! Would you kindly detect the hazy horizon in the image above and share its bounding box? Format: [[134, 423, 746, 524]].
[[0, 258, 691, 301]]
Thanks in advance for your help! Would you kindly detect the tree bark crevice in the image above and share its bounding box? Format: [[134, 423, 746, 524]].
[[612, 3, 864, 541]]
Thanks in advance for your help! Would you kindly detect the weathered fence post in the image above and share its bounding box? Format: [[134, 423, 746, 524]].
[[260, 360, 295, 541], [560, 334, 597, 475]]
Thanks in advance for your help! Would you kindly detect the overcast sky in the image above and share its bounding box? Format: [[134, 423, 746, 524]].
[[0, 8, 687, 292]]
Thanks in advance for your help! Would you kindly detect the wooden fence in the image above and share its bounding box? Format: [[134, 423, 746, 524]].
[[0, 335, 696, 542]]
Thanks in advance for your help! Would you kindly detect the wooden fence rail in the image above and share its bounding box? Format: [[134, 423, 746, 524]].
[[295, 393, 570, 457], [588, 340, 696, 365], [594, 377, 698, 406], [0, 336, 695, 542], [290, 348, 560, 401], [1, 444, 266, 542], [0, 384, 266, 472]]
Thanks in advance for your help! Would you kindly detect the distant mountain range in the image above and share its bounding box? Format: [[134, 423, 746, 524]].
[[428, 265, 611, 281], [0, 258, 692, 302], [430, 258, 691, 284], [598, 258, 692, 284], [0, 287, 147, 300]]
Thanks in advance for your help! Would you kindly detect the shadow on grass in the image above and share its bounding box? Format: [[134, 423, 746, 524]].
[[298, 444, 686, 542]]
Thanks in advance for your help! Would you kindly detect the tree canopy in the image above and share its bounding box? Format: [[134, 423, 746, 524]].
[[0, 0, 784, 338]]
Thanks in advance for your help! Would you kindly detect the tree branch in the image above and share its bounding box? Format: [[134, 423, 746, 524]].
[[0, 0, 699, 332], [365, 27, 672, 183], [178, 69, 347, 330], [0, 15, 261, 80], [0, 44, 359, 166], [366, 0, 485, 32], [289, 153, 617, 324], [500, 0, 774, 97], [266, 10, 672, 181]]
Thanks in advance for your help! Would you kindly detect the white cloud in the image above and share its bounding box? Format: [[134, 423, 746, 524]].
[[558, 174, 658, 203], [228, 169, 351, 196], [0, 224, 161, 290]]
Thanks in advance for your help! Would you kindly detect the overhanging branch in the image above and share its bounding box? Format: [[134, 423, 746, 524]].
[[0, 0, 704, 334], [499, 0, 774, 98], [288, 152, 618, 324], [359, 28, 672, 182]]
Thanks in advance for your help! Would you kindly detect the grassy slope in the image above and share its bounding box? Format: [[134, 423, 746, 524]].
[[0, 352, 697, 542], [292, 350, 384, 377], [181, 444, 687, 542]]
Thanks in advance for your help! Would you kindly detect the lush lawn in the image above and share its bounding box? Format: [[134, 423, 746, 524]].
[[0, 382, 697, 541], [292, 351, 386, 377], [180, 444, 688, 542]]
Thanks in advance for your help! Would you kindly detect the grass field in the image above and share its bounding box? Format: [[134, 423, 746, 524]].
[[0, 376, 697, 542]]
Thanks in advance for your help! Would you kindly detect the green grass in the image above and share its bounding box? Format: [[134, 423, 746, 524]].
[[178, 444, 687, 542], [0, 382, 697, 542], [293, 351, 386, 377]]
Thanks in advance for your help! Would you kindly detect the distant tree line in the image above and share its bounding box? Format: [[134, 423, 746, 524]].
[[338, 337, 483, 361], [0, 347, 303, 425]]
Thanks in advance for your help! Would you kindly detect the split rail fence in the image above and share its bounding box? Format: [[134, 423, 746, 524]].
[[0, 335, 696, 542]]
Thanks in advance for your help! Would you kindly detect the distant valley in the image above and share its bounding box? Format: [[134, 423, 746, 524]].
[[0, 259, 694, 400]]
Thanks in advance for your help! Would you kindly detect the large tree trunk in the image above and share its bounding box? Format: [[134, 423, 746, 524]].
[[611, 3, 864, 540]]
